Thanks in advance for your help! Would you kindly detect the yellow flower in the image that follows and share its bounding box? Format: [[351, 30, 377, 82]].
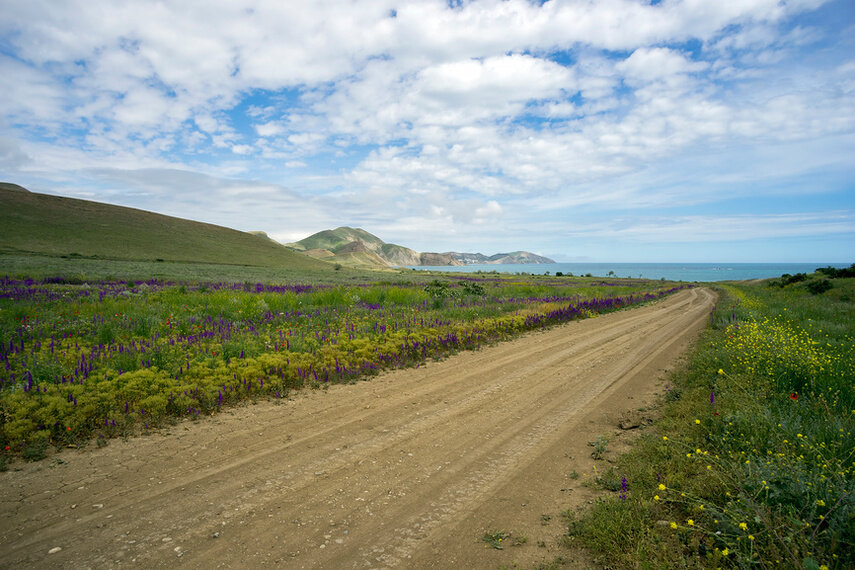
[[722, 548, 729, 556], [654, 495, 660, 501], [748, 534, 755, 541], [687, 519, 694, 526], [695, 419, 701, 424], [816, 499, 826, 507], [670, 522, 677, 529], [739, 522, 748, 531], [718, 369, 725, 375], [659, 483, 666, 491], [662, 436, 668, 441]]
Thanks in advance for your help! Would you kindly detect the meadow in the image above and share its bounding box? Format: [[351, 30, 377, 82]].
[[0, 269, 683, 461], [567, 271, 855, 569]]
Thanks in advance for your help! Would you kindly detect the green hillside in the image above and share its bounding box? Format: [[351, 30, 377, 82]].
[[288, 227, 385, 252], [0, 184, 332, 271]]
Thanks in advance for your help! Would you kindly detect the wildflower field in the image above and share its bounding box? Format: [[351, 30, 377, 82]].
[[568, 273, 855, 569], [0, 272, 684, 461]]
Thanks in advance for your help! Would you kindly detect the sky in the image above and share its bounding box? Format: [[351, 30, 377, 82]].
[[1, 0, 854, 263]]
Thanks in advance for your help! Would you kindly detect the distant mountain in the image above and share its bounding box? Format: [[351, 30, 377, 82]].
[[285, 227, 554, 268], [446, 251, 555, 265], [285, 227, 460, 269], [0, 182, 332, 271]]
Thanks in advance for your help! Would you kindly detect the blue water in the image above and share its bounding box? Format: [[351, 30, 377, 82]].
[[406, 262, 850, 282]]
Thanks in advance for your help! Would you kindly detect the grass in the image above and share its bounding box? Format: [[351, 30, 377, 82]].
[[0, 254, 391, 285], [0, 186, 331, 270], [564, 272, 854, 569], [0, 263, 685, 457]]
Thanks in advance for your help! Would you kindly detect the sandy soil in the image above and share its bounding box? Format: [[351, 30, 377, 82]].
[[0, 287, 716, 569]]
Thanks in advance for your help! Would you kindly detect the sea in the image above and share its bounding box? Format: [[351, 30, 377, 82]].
[[405, 262, 851, 282]]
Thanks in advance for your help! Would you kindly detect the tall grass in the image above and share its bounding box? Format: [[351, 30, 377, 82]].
[[566, 278, 854, 569]]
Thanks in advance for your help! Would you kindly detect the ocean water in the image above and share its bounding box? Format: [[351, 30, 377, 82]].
[[406, 262, 850, 282]]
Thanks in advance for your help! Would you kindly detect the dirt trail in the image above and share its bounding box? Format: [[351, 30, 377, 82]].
[[0, 287, 716, 569]]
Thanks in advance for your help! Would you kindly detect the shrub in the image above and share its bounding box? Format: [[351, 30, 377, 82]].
[[806, 279, 833, 295]]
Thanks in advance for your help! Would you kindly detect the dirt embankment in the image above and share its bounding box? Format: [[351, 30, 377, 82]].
[[0, 287, 716, 569]]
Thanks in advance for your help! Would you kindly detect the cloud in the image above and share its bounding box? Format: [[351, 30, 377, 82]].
[[0, 137, 31, 169], [555, 211, 855, 243], [617, 47, 708, 85], [255, 122, 286, 137], [0, 0, 851, 261]]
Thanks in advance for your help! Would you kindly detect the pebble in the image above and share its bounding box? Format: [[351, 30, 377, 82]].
[[48, 547, 62, 554]]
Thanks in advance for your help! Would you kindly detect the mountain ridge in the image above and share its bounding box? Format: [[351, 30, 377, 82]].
[[286, 227, 554, 268]]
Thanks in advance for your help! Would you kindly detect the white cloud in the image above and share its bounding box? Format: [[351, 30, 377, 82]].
[[230, 144, 253, 155], [255, 122, 286, 137], [0, 0, 851, 261], [559, 211, 855, 243], [617, 47, 708, 85]]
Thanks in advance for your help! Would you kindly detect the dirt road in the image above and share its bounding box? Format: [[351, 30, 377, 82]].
[[0, 287, 715, 569]]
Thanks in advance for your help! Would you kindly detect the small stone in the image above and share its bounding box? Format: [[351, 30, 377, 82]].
[[162, 537, 172, 543], [212, 532, 220, 539], [48, 547, 62, 554], [92, 504, 104, 509]]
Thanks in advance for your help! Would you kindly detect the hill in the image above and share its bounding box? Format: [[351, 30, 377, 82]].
[[446, 251, 555, 265], [286, 227, 460, 269], [286, 227, 554, 268], [0, 184, 332, 271]]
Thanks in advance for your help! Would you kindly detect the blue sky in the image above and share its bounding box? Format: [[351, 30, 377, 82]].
[[1, 0, 853, 262]]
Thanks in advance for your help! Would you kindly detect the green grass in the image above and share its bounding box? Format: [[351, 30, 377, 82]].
[[0, 254, 388, 285], [0, 266, 682, 456], [0, 186, 332, 270], [565, 276, 854, 569]]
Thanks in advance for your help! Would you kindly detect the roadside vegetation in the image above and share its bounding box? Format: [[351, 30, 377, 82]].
[[566, 267, 855, 569], [0, 268, 685, 462]]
